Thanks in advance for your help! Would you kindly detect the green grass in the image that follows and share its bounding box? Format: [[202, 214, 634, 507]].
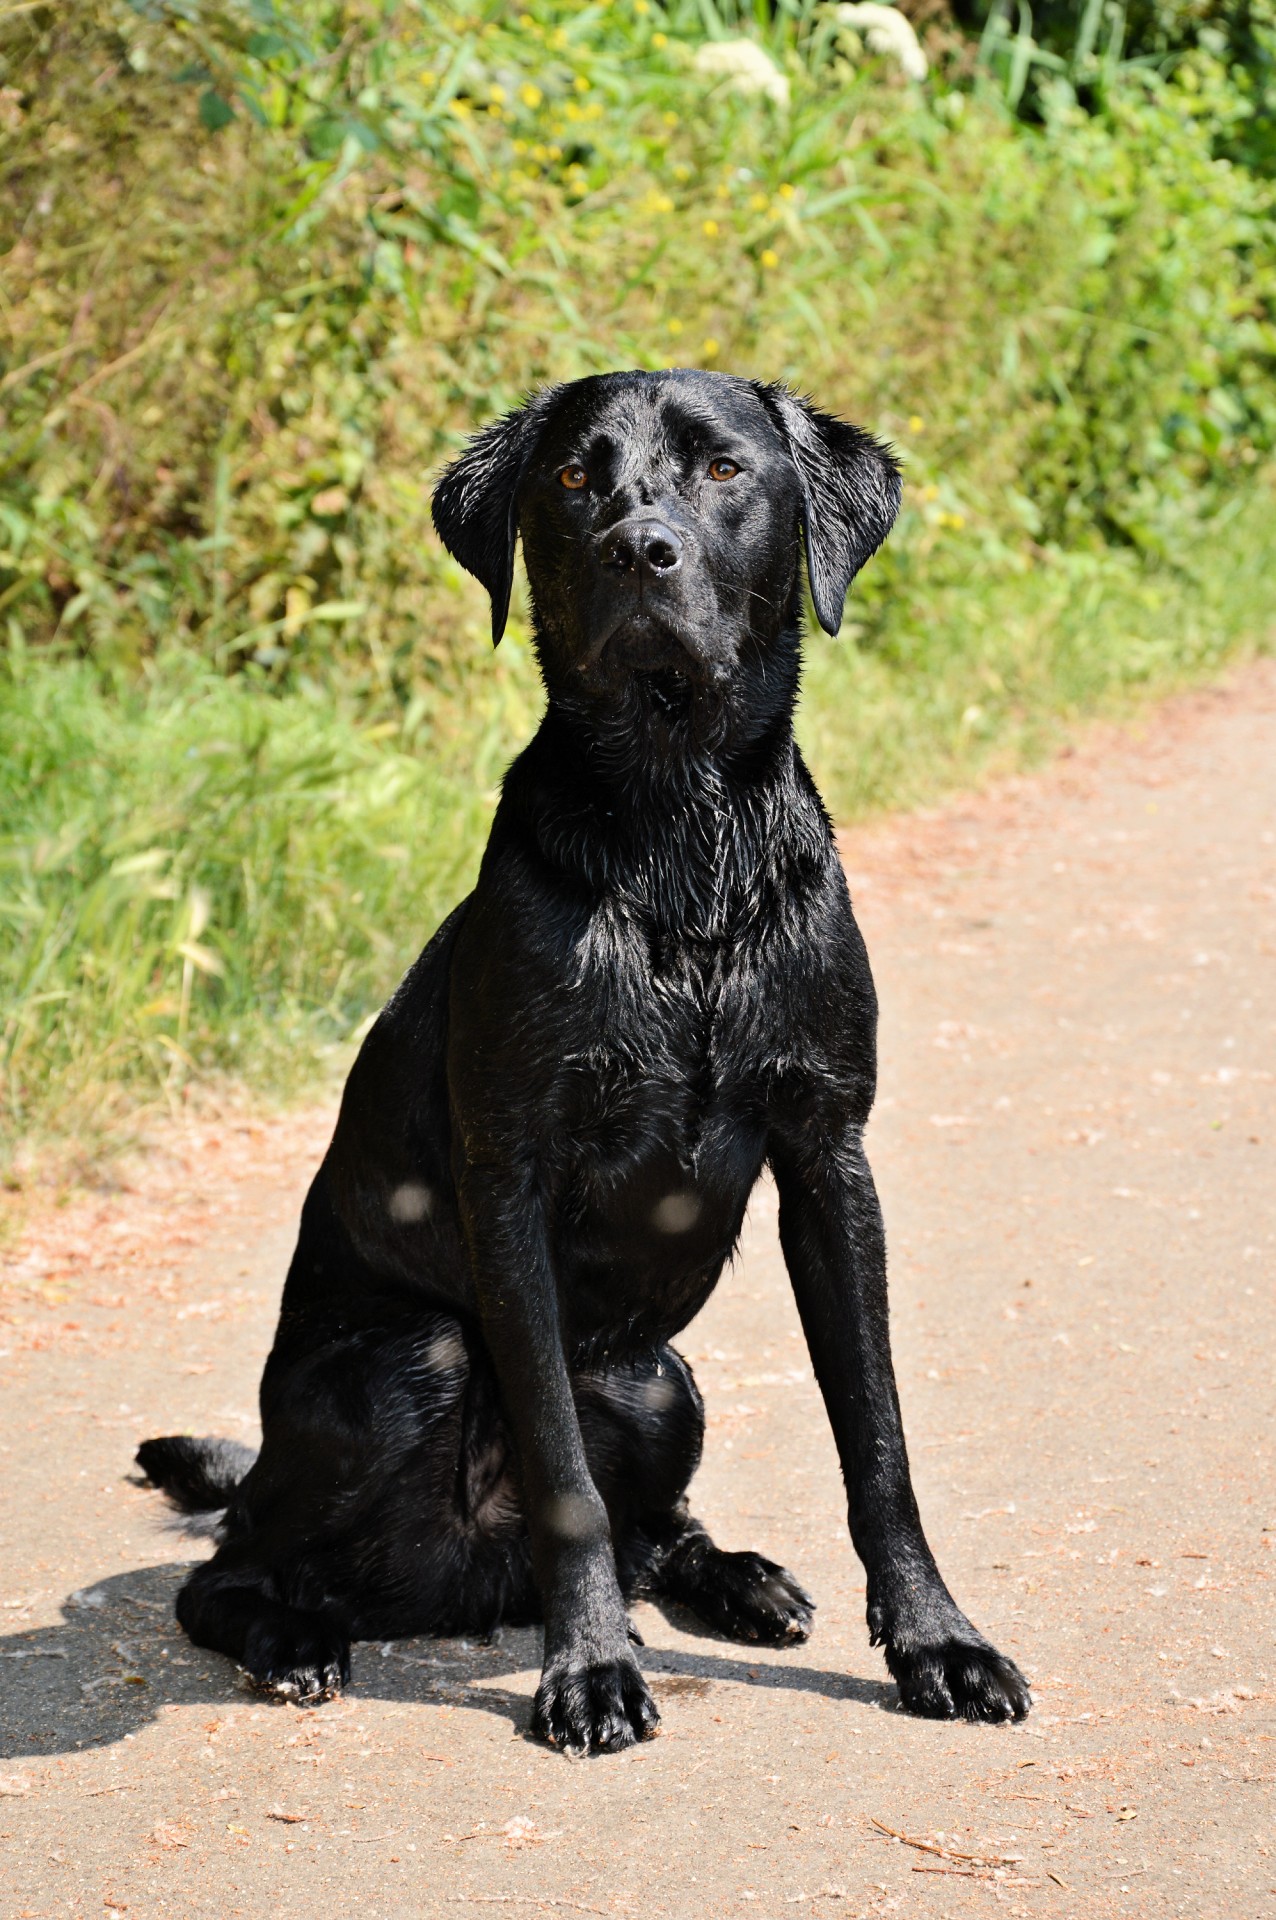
[[1, 0, 1274, 1154], [0, 637, 536, 1147]]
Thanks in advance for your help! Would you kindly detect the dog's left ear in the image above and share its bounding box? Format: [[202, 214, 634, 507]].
[[756, 384, 902, 636], [432, 387, 562, 644]]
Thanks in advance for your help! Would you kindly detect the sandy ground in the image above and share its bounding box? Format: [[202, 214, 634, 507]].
[[2, 662, 1274, 1920]]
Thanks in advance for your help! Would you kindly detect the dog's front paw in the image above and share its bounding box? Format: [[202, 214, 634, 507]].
[[531, 1653, 660, 1755], [884, 1628, 1030, 1723], [242, 1612, 350, 1706]]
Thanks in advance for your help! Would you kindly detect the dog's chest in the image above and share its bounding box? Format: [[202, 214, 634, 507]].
[[557, 928, 791, 1264]]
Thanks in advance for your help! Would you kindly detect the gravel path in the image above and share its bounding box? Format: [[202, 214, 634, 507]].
[[2, 662, 1274, 1919]]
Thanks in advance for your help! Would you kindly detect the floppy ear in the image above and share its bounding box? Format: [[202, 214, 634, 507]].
[[756, 384, 902, 636], [431, 387, 562, 645]]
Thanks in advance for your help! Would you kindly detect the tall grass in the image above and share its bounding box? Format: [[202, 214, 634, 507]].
[[1, 0, 1274, 1151], [0, 640, 540, 1144]]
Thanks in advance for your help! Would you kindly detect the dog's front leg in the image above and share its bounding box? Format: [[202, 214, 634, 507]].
[[457, 1165, 660, 1755], [771, 1128, 1031, 1723]]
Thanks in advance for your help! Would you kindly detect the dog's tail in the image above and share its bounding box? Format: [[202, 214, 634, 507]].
[[135, 1435, 257, 1512]]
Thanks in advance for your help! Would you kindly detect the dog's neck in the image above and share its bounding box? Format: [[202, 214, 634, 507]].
[[506, 626, 824, 939]]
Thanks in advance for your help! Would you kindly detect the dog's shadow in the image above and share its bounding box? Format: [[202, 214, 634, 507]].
[[0, 1561, 896, 1762]]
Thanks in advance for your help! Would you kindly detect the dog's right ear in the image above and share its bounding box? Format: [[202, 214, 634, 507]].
[[431, 388, 562, 645]]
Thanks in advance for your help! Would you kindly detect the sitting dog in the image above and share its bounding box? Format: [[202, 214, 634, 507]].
[[138, 370, 1030, 1752]]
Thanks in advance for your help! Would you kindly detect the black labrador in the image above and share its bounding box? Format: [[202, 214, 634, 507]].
[[138, 369, 1030, 1752]]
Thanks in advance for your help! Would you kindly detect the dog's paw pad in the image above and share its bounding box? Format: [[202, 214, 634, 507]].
[[531, 1656, 659, 1755], [888, 1637, 1031, 1723]]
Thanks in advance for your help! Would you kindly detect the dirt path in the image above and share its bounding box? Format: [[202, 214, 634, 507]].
[[2, 663, 1274, 1920]]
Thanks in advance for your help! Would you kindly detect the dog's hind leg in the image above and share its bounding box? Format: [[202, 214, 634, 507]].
[[575, 1346, 814, 1646], [175, 1550, 351, 1705]]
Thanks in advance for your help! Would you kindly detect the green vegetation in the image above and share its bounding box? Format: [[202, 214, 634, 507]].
[[2, 0, 1274, 1149]]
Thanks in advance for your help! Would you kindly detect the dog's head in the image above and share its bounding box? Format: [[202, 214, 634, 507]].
[[432, 369, 899, 697]]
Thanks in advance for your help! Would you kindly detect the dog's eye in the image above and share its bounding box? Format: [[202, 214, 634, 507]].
[[559, 466, 588, 491], [708, 459, 739, 482]]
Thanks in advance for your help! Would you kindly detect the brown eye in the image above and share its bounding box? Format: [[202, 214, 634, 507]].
[[708, 458, 739, 482], [559, 465, 588, 490]]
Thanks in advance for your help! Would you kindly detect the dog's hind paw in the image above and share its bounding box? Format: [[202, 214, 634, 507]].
[[885, 1633, 1031, 1724], [659, 1541, 815, 1646], [241, 1611, 351, 1707], [531, 1654, 660, 1755]]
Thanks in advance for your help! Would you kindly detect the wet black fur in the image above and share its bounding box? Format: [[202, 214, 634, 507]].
[[138, 370, 1030, 1747]]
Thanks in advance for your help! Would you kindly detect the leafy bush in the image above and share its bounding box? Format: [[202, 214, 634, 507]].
[[2, 0, 1272, 691]]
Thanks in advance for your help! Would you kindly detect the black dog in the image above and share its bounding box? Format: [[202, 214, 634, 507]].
[[138, 370, 1030, 1751]]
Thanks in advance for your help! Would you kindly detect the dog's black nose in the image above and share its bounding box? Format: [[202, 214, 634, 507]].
[[600, 519, 683, 578]]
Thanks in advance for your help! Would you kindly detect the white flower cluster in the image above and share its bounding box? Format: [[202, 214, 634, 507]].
[[834, 3, 929, 81], [691, 38, 792, 109]]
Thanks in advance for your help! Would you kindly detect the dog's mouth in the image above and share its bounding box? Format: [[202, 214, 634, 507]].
[[581, 612, 714, 687]]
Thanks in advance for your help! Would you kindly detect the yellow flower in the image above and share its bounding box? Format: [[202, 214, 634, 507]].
[[749, 191, 769, 211], [908, 414, 924, 433], [760, 247, 778, 268], [652, 30, 668, 47], [513, 137, 529, 153], [663, 110, 678, 127], [565, 99, 582, 120], [489, 83, 506, 103], [519, 12, 534, 26], [635, 0, 650, 13], [702, 218, 719, 237], [920, 483, 939, 501], [520, 82, 543, 108], [715, 182, 730, 200], [573, 74, 591, 92], [421, 70, 437, 87], [778, 182, 795, 199], [667, 317, 684, 335], [449, 97, 472, 117], [487, 103, 504, 119], [702, 337, 720, 360], [672, 162, 691, 181]]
